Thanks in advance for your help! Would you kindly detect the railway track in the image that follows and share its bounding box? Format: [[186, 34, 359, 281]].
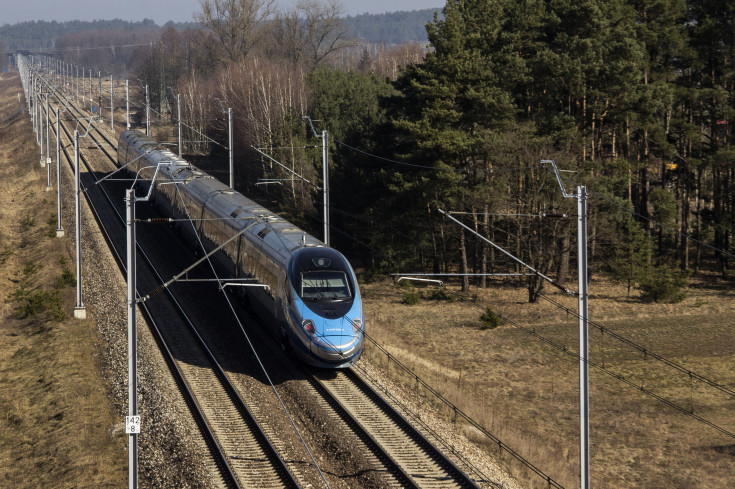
[[311, 368, 480, 488], [28, 59, 498, 489], [31, 63, 300, 488], [221, 311, 489, 488]]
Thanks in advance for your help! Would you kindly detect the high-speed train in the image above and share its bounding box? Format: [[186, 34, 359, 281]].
[[118, 130, 364, 368]]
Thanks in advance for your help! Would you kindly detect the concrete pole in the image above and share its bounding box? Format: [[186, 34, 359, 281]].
[[98, 71, 102, 118], [56, 107, 64, 238], [125, 188, 139, 489], [126, 80, 130, 130], [45, 94, 51, 186], [145, 85, 150, 136], [228, 107, 233, 189], [32, 75, 37, 140], [73, 130, 86, 319], [578, 185, 589, 489], [177, 93, 182, 156], [35, 76, 39, 138], [541, 159, 590, 489], [39, 89, 44, 166], [322, 130, 330, 246]]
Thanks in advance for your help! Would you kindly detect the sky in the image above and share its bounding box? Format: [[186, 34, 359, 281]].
[[2, 0, 445, 26]]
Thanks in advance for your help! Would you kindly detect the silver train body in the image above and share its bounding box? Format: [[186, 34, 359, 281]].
[[118, 130, 364, 368]]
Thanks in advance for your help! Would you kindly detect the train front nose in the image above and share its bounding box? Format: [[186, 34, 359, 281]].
[[309, 317, 363, 363]]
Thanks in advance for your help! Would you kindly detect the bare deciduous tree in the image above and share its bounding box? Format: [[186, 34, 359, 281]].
[[219, 56, 307, 148], [216, 56, 312, 206], [181, 70, 211, 154], [271, 0, 353, 69], [374, 42, 426, 79], [196, 0, 276, 62]]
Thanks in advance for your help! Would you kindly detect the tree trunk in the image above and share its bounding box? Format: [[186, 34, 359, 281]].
[[527, 274, 544, 303], [440, 221, 448, 274], [428, 203, 440, 274], [557, 234, 570, 285], [481, 203, 489, 288], [472, 208, 480, 284], [680, 168, 690, 270], [695, 165, 702, 273], [460, 229, 469, 292]]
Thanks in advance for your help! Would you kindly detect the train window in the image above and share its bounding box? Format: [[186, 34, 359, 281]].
[[300, 271, 351, 301]]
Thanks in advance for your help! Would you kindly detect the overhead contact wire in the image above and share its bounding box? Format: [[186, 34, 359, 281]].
[[534, 291, 735, 399], [491, 309, 735, 440], [172, 187, 331, 488]]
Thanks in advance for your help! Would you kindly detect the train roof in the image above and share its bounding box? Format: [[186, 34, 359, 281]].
[[185, 175, 323, 260], [120, 130, 324, 262]]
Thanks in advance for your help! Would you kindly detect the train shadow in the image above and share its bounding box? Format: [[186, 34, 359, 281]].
[[79, 169, 318, 386]]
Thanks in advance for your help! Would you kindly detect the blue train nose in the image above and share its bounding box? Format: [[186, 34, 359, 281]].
[[308, 316, 362, 361]]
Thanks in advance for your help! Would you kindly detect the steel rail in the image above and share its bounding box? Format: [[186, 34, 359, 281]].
[[45, 69, 299, 488], [38, 62, 503, 489], [310, 368, 483, 489]]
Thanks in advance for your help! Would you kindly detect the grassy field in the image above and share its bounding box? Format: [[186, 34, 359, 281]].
[[0, 70, 126, 488], [360, 274, 735, 488]]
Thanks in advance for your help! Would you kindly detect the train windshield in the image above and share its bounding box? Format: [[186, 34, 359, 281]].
[[300, 271, 352, 301]]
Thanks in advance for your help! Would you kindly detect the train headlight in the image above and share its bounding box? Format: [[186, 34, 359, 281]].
[[352, 319, 362, 333], [302, 319, 316, 335]]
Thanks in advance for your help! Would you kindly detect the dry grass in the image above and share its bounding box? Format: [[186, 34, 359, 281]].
[[0, 70, 126, 488], [361, 274, 735, 488]]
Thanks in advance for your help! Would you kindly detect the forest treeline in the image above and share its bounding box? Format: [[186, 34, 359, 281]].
[[344, 9, 439, 43], [0, 19, 166, 50], [0, 8, 438, 51], [24, 0, 735, 301]]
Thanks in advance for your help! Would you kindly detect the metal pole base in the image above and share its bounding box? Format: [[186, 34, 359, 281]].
[[40, 158, 45, 168], [56, 229, 65, 238], [73, 307, 87, 319], [45, 185, 52, 192]]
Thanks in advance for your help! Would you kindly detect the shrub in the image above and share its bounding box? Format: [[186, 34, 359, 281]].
[[480, 307, 501, 329], [425, 288, 456, 302], [638, 266, 687, 303], [20, 214, 35, 231], [46, 214, 57, 238], [1, 245, 13, 264], [23, 261, 40, 277], [7, 288, 65, 321], [402, 290, 422, 305], [55, 267, 76, 288]]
